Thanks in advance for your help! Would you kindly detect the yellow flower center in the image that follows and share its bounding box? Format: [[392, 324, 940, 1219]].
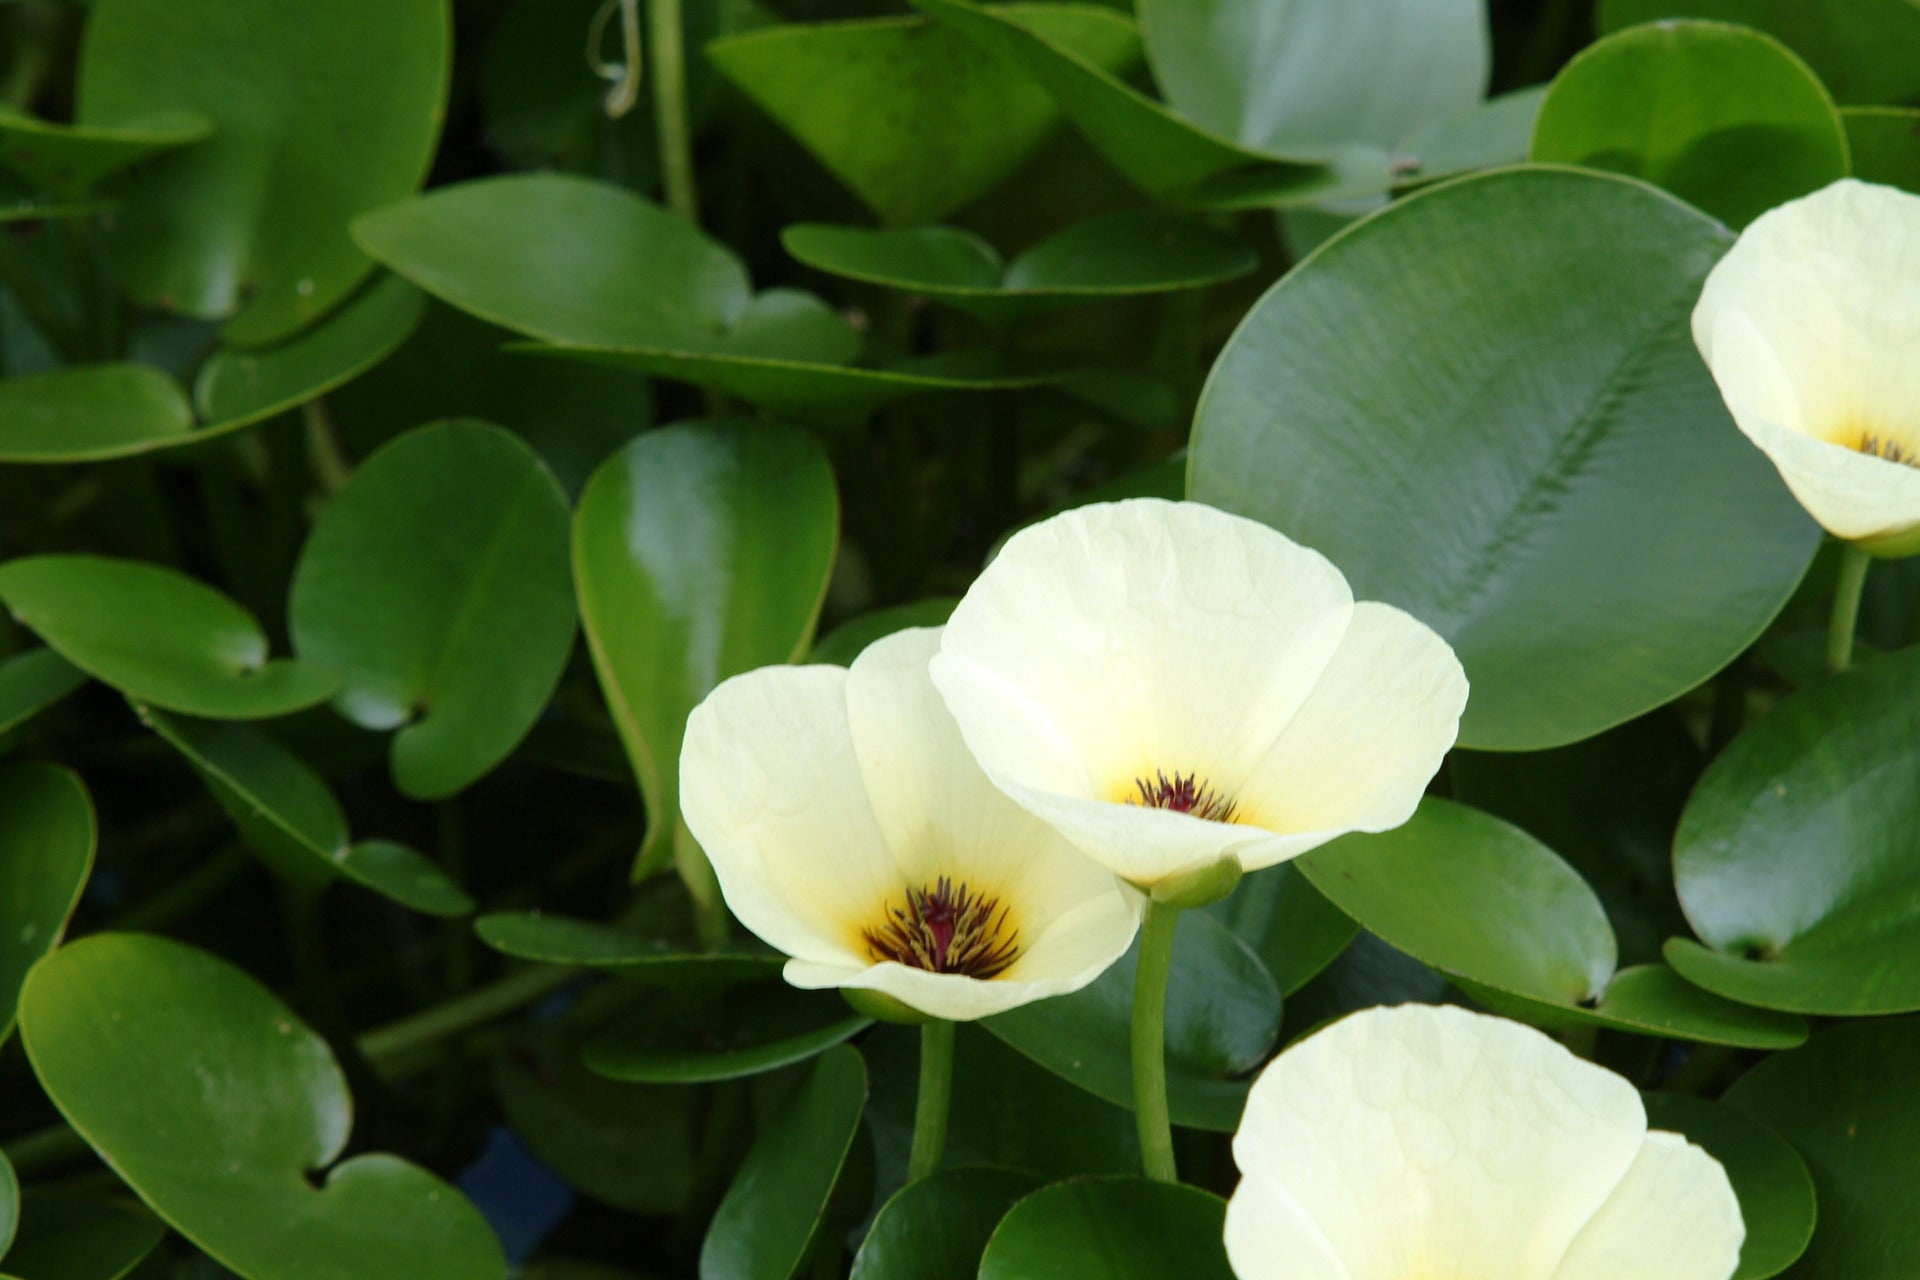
[[863, 877, 1021, 979]]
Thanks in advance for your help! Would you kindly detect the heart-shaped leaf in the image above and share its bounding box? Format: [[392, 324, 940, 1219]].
[[0, 650, 87, 741], [782, 212, 1255, 323], [978, 1178, 1234, 1280], [850, 1166, 1041, 1280], [1531, 20, 1848, 227], [0, 557, 337, 719], [584, 984, 870, 1085], [1724, 1018, 1920, 1280], [18, 933, 504, 1280], [1300, 800, 1806, 1047], [0, 108, 210, 198], [139, 705, 471, 915], [1211, 863, 1358, 996], [0, 765, 93, 1045], [1190, 166, 1820, 750], [289, 421, 576, 799], [573, 421, 837, 876], [79, 0, 449, 343], [707, 7, 1140, 225], [1667, 645, 1920, 1015], [984, 908, 1280, 1131], [1641, 1093, 1814, 1280], [699, 1045, 866, 1280], [0, 1192, 168, 1280], [474, 913, 782, 985]]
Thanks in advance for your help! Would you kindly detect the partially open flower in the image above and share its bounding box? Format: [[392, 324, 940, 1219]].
[[1227, 1005, 1744, 1280], [929, 499, 1467, 888], [1693, 178, 1920, 553], [679, 627, 1142, 1022]]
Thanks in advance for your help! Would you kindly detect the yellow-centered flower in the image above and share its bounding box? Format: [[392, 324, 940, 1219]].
[[930, 499, 1467, 888], [1226, 1005, 1744, 1280], [1693, 178, 1920, 554], [679, 628, 1142, 1022]]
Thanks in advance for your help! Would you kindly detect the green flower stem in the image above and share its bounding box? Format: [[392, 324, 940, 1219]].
[[907, 1019, 956, 1183], [1131, 899, 1182, 1183], [1828, 543, 1873, 673], [648, 0, 699, 224]]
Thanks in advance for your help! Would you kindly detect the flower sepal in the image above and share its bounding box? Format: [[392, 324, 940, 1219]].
[[1857, 523, 1920, 560], [842, 986, 934, 1026], [1146, 855, 1243, 910]]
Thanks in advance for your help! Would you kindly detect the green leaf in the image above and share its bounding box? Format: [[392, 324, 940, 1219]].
[[1668, 645, 1920, 1014], [1210, 862, 1357, 996], [1641, 1093, 1815, 1280], [699, 1045, 866, 1280], [584, 984, 870, 1085], [0, 108, 209, 198], [809, 600, 960, 667], [79, 0, 450, 343], [0, 765, 94, 1045], [474, 913, 782, 985], [573, 422, 836, 876], [1301, 799, 1807, 1047], [1599, 0, 1920, 107], [0, 364, 194, 462], [1137, 0, 1488, 153], [1724, 1018, 1920, 1280], [850, 1167, 1040, 1280], [1399, 85, 1545, 185], [0, 1192, 168, 1280], [1843, 106, 1920, 193], [984, 908, 1279, 1131], [0, 649, 87, 741], [0, 556, 337, 720], [977, 1178, 1234, 1280], [1531, 20, 1848, 227], [138, 706, 472, 915], [1190, 166, 1820, 750], [0, 1148, 13, 1261], [288, 421, 576, 799], [782, 212, 1256, 323], [18, 934, 504, 1280], [707, 7, 1141, 225]]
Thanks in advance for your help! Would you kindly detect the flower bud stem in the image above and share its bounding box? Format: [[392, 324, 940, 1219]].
[[1131, 899, 1182, 1182], [908, 1019, 956, 1182], [1828, 543, 1872, 674]]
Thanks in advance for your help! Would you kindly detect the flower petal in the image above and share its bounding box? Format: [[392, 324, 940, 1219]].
[[787, 948, 1123, 1022], [1551, 1132, 1744, 1280], [1232, 602, 1467, 869], [1223, 1168, 1353, 1280], [1230, 1005, 1649, 1280], [679, 664, 896, 967]]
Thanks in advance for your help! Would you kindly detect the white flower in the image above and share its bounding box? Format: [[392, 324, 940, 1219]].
[[1226, 1005, 1745, 1280], [929, 499, 1467, 888], [678, 627, 1141, 1022], [1693, 178, 1920, 553]]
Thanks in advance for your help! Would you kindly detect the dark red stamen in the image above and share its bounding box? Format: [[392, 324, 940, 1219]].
[[1862, 435, 1920, 468], [863, 877, 1020, 978], [1129, 770, 1239, 824]]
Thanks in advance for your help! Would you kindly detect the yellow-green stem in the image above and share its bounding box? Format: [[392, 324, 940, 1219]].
[[648, 0, 699, 224], [1130, 899, 1181, 1182], [907, 1019, 955, 1182], [1828, 543, 1872, 673]]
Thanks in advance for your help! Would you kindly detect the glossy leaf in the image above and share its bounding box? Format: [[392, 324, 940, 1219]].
[[0, 765, 93, 1044], [1843, 106, 1920, 193], [573, 422, 836, 875], [1400, 85, 1545, 185], [707, 7, 1140, 225], [698, 1045, 866, 1280], [850, 1167, 1041, 1280], [0, 1154, 13, 1261], [782, 211, 1256, 322], [1190, 166, 1820, 750], [0, 108, 209, 197], [984, 908, 1280, 1131], [1642, 1093, 1815, 1280], [0, 649, 87, 740], [0, 557, 337, 719], [18, 934, 505, 1280], [474, 913, 781, 985], [1724, 1018, 1920, 1280], [978, 1178, 1234, 1280], [809, 599, 960, 667], [0, 364, 194, 462], [139, 706, 472, 914], [1301, 799, 1806, 1047], [1531, 20, 1848, 227], [584, 984, 869, 1085], [0, 1193, 168, 1280], [289, 421, 576, 799], [79, 0, 450, 343], [1211, 862, 1358, 996], [1668, 645, 1920, 1014]]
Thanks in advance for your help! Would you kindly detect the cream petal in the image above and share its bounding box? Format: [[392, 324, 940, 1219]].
[[789, 936, 1123, 1021], [936, 498, 1356, 812], [679, 664, 897, 968], [1231, 1005, 1649, 1280], [1551, 1132, 1744, 1280], [1223, 1168, 1353, 1280], [1232, 602, 1467, 869]]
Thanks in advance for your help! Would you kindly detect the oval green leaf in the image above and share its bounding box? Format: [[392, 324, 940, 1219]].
[[18, 934, 504, 1280], [0, 556, 337, 719], [474, 913, 782, 985], [1532, 20, 1848, 227], [0, 1144, 13, 1261], [0, 1192, 168, 1280], [1669, 644, 1920, 1014], [698, 1045, 866, 1280], [0, 765, 94, 1045], [1642, 1093, 1815, 1280], [850, 1166, 1041, 1280], [0, 649, 88, 741], [574, 421, 836, 876], [79, 0, 449, 343], [1211, 862, 1358, 996], [0, 364, 193, 462], [984, 907, 1280, 1131], [1190, 166, 1820, 750], [584, 984, 870, 1085], [0, 108, 209, 198], [810, 599, 960, 668], [978, 1178, 1234, 1280], [1400, 85, 1545, 185], [289, 420, 576, 799]]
